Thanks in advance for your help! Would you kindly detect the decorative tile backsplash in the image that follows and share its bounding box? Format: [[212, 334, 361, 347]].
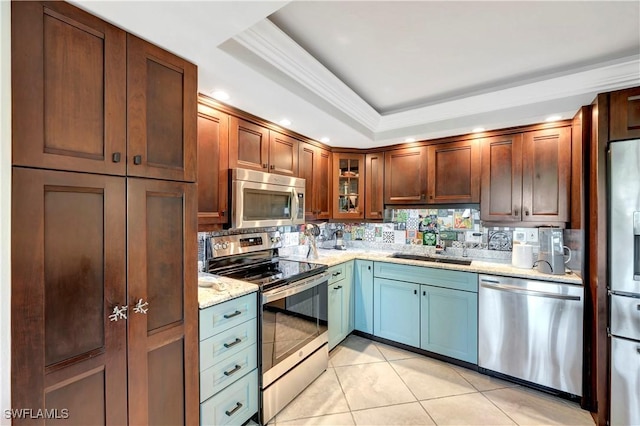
[[197, 208, 583, 273]]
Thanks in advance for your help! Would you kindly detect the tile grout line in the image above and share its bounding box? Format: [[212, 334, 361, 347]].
[[477, 389, 521, 425], [385, 358, 440, 425]]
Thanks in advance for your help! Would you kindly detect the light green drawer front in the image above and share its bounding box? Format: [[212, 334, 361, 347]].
[[200, 369, 258, 426], [199, 293, 257, 341], [328, 263, 347, 285], [200, 343, 258, 403], [200, 318, 257, 371], [374, 262, 477, 293]]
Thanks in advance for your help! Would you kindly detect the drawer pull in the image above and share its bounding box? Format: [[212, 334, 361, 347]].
[[223, 364, 242, 376], [332, 271, 342, 277], [225, 402, 243, 417], [637, 347, 640, 355], [334, 285, 342, 290], [224, 310, 242, 319], [223, 338, 242, 349]]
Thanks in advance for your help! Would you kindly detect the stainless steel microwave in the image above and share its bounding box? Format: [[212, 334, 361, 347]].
[[230, 168, 305, 229]]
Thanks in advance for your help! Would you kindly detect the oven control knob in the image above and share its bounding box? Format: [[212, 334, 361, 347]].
[[214, 243, 221, 250], [222, 242, 229, 250]]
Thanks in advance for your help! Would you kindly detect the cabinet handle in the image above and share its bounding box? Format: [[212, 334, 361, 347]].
[[514, 208, 519, 216], [108, 304, 128, 322], [225, 402, 243, 417], [132, 298, 149, 314], [423, 290, 426, 296], [133, 155, 142, 165], [223, 310, 242, 319], [221, 210, 226, 217], [332, 272, 342, 277], [334, 285, 342, 290], [414, 289, 417, 295], [270, 165, 275, 170], [525, 209, 530, 216], [262, 163, 268, 168], [429, 195, 433, 199], [223, 338, 242, 348], [368, 266, 371, 271], [421, 194, 425, 200], [223, 364, 242, 376], [112, 152, 121, 163], [637, 347, 640, 354]]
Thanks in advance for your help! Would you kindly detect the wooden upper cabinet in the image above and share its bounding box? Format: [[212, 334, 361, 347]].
[[427, 140, 480, 204], [197, 103, 229, 229], [610, 87, 640, 141], [365, 153, 385, 220], [229, 117, 270, 172], [521, 127, 571, 223], [480, 134, 524, 222], [299, 142, 331, 220], [127, 34, 197, 182], [333, 153, 365, 219], [127, 178, 198, 426], [384, 146, 427, 204], [269, 131, 299, 176], [11, 1, 127, 175], [11, 168, 127, 426]]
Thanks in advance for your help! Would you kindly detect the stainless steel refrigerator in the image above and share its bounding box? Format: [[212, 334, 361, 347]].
[[609, 139, 640, 426]]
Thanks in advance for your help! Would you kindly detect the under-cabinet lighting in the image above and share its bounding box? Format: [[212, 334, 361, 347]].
[[545, 115, 562, 122], [320, 137, 330, 143], [211, 90, 229, 101], [472, 127, 485, 133], [404, 138, 416, 143], [279, 119, 292, 126]]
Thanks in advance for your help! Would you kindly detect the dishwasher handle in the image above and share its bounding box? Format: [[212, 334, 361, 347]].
[[480, 281, 581, 301]]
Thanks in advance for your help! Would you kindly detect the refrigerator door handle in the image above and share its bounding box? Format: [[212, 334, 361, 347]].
[[634, 211, 640, 281]]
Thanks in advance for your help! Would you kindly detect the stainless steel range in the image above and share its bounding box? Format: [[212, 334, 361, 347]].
[[206, 232, 329, 424]]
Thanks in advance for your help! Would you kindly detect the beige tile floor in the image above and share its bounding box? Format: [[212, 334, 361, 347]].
[[269, 335, 594, 426]]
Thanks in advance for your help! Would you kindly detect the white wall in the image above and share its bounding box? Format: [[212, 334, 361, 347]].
[[0, 0, 11, 423]]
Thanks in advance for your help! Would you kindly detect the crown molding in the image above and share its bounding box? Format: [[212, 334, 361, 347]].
[[233, 19, 381, 131], [233, 18, 639, 139]]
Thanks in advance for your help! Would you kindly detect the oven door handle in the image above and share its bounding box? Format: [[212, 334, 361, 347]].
[[262, 271, 329, 304]]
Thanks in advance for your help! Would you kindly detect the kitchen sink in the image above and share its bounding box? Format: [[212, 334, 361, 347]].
[[390, 252, 472, 266]]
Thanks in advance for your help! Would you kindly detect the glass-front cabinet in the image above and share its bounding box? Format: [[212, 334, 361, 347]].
[[333, 153, 365, 219]]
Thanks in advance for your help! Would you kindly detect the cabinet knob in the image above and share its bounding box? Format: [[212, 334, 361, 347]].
[[525, 209, 530, 216], [423, 290, 426, 296], [414, 289, 417, 295], [221, 210, 226, 217], [109, 304, 128, 322], [133, 298, 149, 315], [112, 152, 121, 163], [262, 163, 268, 169], [514, 208, 519, 216], [133, 155, 142, 165], [368, 266, 371, 271], [270, 165, 275, 170], [429, 195, 433, 199], [421, 194, 425, 200]]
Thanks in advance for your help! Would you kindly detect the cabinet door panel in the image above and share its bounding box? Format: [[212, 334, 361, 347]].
[[197, 104, 229, 228], [522, 127, 571, 222], [354, 260, 374, 334], [384, 147, 427, 204], [328, 285, 344, 350], [420, 286, 478, 364], [480, 134, 523, 222], [12, 168, 127, 425], [299, 143, 317, 220], [269, 131, 299, 176], [428, 140, 480, 204], [317, 148, 332, 219], [229, 117, 269, 172], [365, 153, 384, 219], [127, 178, 198, 425], [373, 278, 420, 347], [127, 34, 197, 182], [12, 1, 126, 175], [148, 339, 186, 426], [610, 87, 640, 141]]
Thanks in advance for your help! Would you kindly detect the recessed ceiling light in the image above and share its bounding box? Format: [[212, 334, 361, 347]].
[[404, 138, 416, 143], [211, 90, 229, 101], [545, 115, 562, 122], [279, 119, 291, 127], [320, 137, 330, 143], [472, 127, 485, 133]]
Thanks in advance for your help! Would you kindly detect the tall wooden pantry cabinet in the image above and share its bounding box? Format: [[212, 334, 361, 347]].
[[11, 1, 198, 424]]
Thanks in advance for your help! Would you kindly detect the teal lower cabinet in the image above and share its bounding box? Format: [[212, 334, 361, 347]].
[[328, 261, 354, 350], [354, 260, 374, 334], [420, 285, 478, 364], [373, 277, 421, 347], [199, 293, 259, 425]]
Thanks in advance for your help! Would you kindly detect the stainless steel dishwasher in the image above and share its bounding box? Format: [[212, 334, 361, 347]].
[[478, 274, 583, 396]]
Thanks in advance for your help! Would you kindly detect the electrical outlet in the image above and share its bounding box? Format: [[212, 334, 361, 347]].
[[526, 228, 538, 243]]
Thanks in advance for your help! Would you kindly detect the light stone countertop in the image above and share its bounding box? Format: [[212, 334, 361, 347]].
[[197, 272, 259, 309], [280, 249, 583, 285]]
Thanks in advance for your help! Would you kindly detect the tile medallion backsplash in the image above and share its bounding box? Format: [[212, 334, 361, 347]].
[[197, 208, 583, 274]]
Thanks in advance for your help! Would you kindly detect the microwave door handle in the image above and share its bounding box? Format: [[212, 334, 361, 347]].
[[634, 211, 640, 281], [291, 189, 299, 222]]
